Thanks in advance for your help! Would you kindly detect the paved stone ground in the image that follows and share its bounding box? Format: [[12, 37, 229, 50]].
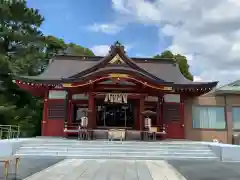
[[21, 159, 185, 180], [0, 157, 63, 180], [168, 160, 240, 180]]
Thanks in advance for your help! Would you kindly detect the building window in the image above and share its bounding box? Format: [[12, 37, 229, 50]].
[[48, 103, 65, 120], [192, 106, 225, 129], [232, 107, 240, 129], [163, 103, 181, 122]]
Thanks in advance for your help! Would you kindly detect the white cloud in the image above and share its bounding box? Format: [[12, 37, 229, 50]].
[[161, 24, 178, 36], [91, 45, 110, 56], [91, 44, 133, 56], [193, 76, 203, 82], [111, 0, 240, 85], [112, 0, 161, 24], [135, 54, 152, 58], [87, 23, 123, 35]]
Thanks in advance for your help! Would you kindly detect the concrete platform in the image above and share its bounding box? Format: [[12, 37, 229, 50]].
[[3, 138, 240, 161], [14, 139, 219, 160]]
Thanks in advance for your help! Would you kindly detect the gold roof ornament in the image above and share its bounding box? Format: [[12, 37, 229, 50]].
[[109, 54, 125, 64]]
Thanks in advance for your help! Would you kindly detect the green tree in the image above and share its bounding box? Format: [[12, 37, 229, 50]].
[[44, 36, 67, 56], [154, 51, 193, 81], [0, 0, 95, 137], [0, 0, 45, 136], [44, 37, 94, 57], [65, 43, 95, 56], [0, 0, 45, 74], [154, 50, 174, 59]]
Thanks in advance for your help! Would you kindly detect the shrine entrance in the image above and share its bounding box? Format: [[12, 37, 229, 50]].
[[96, 98, 135, 129]]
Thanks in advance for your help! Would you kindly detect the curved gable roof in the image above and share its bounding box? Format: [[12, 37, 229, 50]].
[[69, 42, 167, 83], [64, 66, 172, 85]]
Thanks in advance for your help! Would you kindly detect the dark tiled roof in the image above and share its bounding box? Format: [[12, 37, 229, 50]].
[[38, 58, 97, 79], [136, 62, 190, 84], [15, 55, 217, 87]]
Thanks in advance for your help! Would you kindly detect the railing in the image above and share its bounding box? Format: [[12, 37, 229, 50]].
[[0, 125, 20, 139], [64, 127, 167, 141], [64, 122, 80, 130]]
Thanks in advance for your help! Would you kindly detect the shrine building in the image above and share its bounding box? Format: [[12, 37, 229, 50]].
[[14, 42, 219, 141]]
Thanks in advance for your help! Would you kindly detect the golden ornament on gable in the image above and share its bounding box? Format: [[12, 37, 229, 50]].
[[109, 54, 125, 64], [109, 74, 129, 78]]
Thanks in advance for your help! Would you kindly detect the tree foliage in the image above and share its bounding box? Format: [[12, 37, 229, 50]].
[[66, 43, 95, 56], [0, 0, 94, 137], [154, 51, 193, 81]]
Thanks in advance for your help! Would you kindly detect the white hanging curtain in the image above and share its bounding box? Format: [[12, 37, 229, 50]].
[[232, 107, 240, 129], [193, 106, 225, 129], [207, 108, 217, 128]]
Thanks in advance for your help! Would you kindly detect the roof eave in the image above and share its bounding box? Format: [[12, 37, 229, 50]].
[[174, 81, 218, 88], [214, 90, 240, 95], [61, 68, 174, 85], [13, 75, 62, 84]]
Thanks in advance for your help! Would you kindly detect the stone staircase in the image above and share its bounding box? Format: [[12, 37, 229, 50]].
[[14, 138, 219, 160]]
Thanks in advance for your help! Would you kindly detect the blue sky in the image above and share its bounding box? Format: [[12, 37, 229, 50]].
[[27, 0, 170, 57], [27, 0, 240, 84]]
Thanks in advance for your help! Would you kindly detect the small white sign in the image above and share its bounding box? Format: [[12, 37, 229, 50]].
[[72, 94, 89, 100], [48, 90, 67, 99], [145, 96, 158, 102], [164, 94, 180, 103], [104, 93, 128, 103]]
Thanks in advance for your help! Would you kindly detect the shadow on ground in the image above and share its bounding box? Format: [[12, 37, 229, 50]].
[[168, 160, 240, 180]]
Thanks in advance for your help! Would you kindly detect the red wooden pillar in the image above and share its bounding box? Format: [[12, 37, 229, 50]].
[[88, 92, 95, 128], [160, 96, 164, 127], [180, 94, 185, 138], [41, 91, 48, 136], [92, 96, 96, 128], [157, 96, 161, 126], [68, 91, 72, 125], [139, 96, 145, 131], [63, 90, 69, 137], [135, 102, 139, 130]]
